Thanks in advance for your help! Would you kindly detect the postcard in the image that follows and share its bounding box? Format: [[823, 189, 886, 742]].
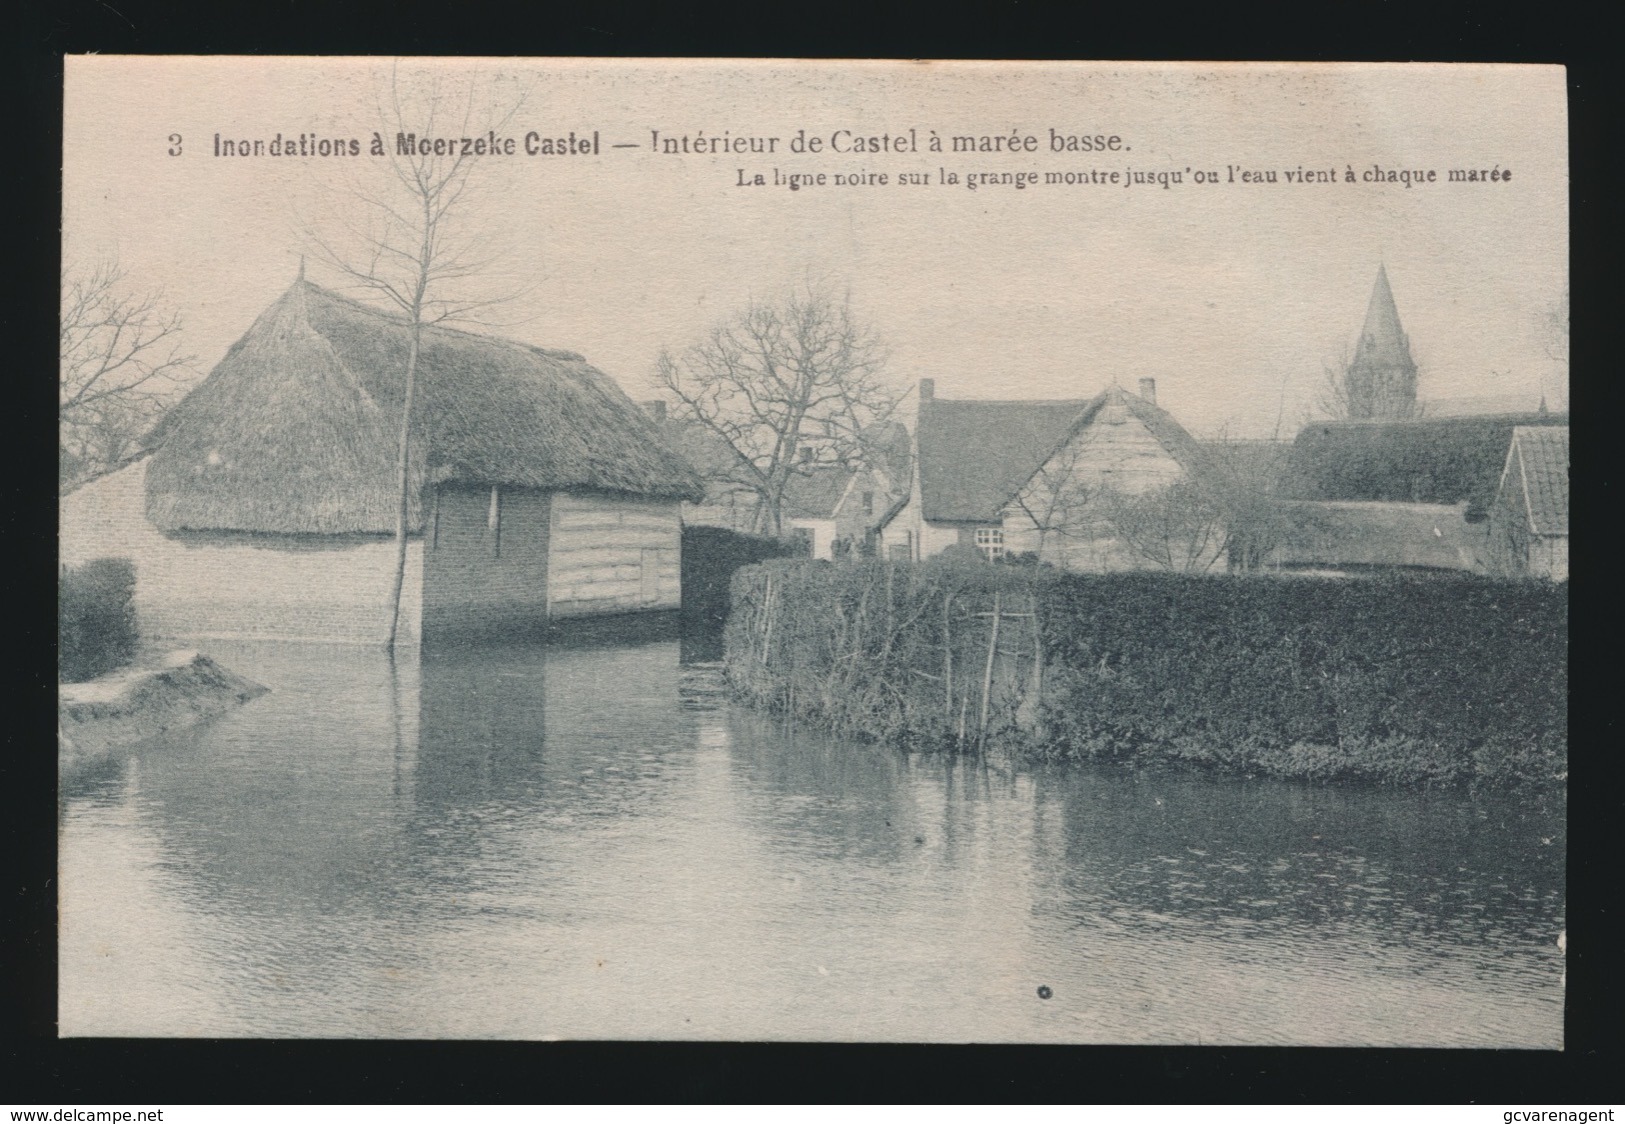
[[58, 57, 1567, 1044]]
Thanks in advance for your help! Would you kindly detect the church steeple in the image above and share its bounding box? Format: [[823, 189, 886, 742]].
[[1346, 265, 1418, 419]]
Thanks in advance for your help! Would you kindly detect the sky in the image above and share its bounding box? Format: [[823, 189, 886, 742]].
[[64, 58, 1568, 439]]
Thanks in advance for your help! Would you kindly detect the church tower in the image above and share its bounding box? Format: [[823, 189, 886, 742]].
[[1345, 265, 1418, 419]]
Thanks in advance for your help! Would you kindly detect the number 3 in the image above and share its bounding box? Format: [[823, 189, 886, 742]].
[[168, 133, 182, 156]]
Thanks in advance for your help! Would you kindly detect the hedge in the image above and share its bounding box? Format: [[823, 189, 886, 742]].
[[724, 559, 1567, 788], [59, 558, 139, 683]]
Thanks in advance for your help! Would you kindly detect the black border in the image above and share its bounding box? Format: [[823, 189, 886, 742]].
[[8, 0, 1617, 1104]]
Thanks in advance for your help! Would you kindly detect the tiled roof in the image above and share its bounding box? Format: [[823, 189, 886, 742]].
[[1508, 426, 1569, 536]]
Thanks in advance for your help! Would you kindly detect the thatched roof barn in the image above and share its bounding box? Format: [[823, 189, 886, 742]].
[[143, 280, 704, 535], [1284, 411, 1567, 509], [1272, 501, 1485, 573]]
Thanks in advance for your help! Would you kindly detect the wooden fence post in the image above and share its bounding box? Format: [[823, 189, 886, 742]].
[[978, 588, 1002, 746]]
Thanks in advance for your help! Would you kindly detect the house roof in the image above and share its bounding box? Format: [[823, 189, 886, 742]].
[[142, 280, 705, 535], [917, 386, 1213, 524], [1284, 411, 1569, 508], [1504, 425, 1569, 536], [782, 465, 857, 521], [1272, 501, 1480, 571], [916, 396, 1091, 523]]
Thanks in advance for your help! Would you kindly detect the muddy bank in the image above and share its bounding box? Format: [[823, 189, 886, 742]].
[[59, 650, 268, 771]]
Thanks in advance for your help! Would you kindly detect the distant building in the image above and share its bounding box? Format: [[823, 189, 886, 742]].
[[60, 279, 705, 646], [877, 377, 1225, 571], [1486, 426, 1568, 580], [1272, 410, 1568, 575], [781, 464, 855, 560], [652, 407, 912, 558], [1345, 265, 1419, 420]]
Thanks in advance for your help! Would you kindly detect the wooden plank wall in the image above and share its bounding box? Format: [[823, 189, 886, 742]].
[[549, 492, 682, 618]]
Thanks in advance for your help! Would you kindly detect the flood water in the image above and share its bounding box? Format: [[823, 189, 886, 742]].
[[59, 639, 1565, 1045]]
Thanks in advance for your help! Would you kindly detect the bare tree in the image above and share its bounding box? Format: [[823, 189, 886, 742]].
[[1535, 284, 1569, 410], [1312, 339, 1355, 421], [1201, 430, 1293, 571], [654, 280, 898, 537], [60, 260, 193, 489], [1096, 479, 1230, 573], [1313, 336, 1420, 422], [302, 66, 529, 650]]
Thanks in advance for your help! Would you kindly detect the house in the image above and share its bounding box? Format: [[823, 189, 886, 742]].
[[1271, 410, 1569, 575], [59, 278, 705, 646], [651, 405, 913, 557], [781, 464, 856, 559], [877, 377, 1222, 570], [1485, 425, 1568, 580], [1285, 411, 1569, 508], [833, 419, 913, 558]]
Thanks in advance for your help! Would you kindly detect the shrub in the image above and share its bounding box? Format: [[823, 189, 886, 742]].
[[725, 560, 1567, 787], [59, 558, 138, 683]]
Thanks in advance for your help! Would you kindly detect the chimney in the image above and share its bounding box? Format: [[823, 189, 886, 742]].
[[642, 400, 667, 421], [919, 378, 935, 402], [1137, 377, 1157, 405]]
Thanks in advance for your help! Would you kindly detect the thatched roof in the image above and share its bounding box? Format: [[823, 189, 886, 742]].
[[917, 396, 1090, 523], [1284, 412, 1568, 508], [143, 281, 705, 534], [1272, 501, 1483, 572]]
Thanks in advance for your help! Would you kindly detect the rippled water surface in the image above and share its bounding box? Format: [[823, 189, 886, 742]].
[[60, 640, 1565, 1044]]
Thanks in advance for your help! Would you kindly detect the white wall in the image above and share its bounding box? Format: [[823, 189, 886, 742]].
[[60, 458, 424, 645], [786, 517, 837, 560]]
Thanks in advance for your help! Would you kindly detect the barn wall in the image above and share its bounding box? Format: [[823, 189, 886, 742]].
[[421, 484, 551, 641], [548, 492, 681, 618], [59, 458, 424, 645]]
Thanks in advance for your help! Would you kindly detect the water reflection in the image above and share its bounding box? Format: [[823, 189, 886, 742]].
[[59, 638, 1564, 1044]]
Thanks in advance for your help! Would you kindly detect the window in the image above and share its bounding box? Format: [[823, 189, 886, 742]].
[[975, 527, 1005, 560], [862, 491, 874, 515]]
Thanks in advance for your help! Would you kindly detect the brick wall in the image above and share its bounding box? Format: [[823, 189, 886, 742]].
[[549, 492, 681, 618], [422, 483, 551, 641], [59, 458, 423, 646]]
